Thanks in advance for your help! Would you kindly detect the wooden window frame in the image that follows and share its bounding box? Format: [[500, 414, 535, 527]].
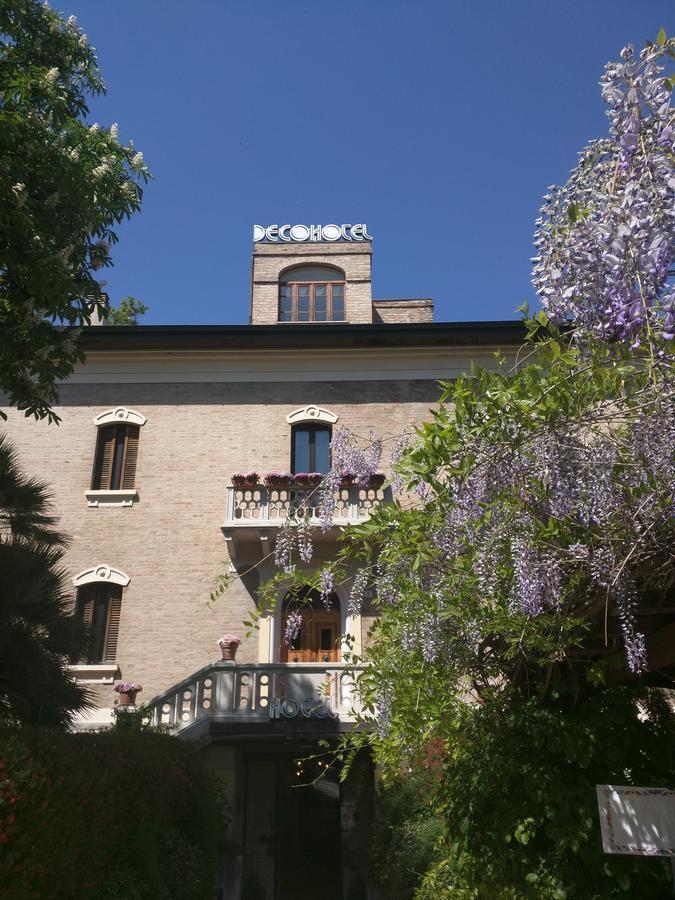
[[278, 281, 346, 323]]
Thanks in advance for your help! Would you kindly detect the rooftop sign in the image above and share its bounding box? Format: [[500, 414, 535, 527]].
[[253, 223, 372, 243]]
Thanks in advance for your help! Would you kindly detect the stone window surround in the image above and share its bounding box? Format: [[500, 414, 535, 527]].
[[285, 405, 339, 426], [86, 407, 146, 508], [68, 564, 130, 682], [286, 406, 339, 475], [257, 583, 362, 664]]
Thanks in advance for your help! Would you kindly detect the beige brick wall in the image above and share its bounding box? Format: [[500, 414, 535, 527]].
[[373, 300, 434, 324], [251, 242, 372, 325], [1, 377, 439, 706]]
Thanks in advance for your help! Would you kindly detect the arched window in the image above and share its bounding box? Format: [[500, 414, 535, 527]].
[[291, 422, 331, 474], [280, 585, 340, 663], [278, 266, 345, 322]]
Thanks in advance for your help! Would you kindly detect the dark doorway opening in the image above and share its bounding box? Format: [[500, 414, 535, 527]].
[[242, 754, 343, 900]]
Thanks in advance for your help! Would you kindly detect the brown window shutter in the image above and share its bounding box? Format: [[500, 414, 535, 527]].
[[92, 426, 116, 490], [121, 426, 140, 490], [76, 587, 95, 663], [103, 592, 122, 662], [78, 591, 94, 627]]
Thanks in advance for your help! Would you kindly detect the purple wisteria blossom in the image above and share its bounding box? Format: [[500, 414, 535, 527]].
[[532, 41, 674, 348], [510, 535, 562, 616], [318, 427, 384, 531], [283, 611, 302, 647], [349, 569, 369, 615], [390, 429, 413, 494], [319, 567, 335, 607], [274, 520, 295, 574], [297, 516, 313, 563]]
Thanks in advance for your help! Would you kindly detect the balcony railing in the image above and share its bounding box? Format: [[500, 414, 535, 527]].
[[224, 484, 389, 527], [145, 662, 364, 737]]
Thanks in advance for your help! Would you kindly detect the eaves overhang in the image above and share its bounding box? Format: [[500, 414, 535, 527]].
[[77, 321, 527, 354]]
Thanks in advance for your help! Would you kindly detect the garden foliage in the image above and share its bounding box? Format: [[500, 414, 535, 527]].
[[0, 727, 225, 899], [370, 767, 444, 899], [0, 1, 149, 421], [248, 34, 675, 898], [0, 434, 90, 727]]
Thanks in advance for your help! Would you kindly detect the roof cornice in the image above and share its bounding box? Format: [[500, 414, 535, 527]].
[[78, 321, 527, 353]]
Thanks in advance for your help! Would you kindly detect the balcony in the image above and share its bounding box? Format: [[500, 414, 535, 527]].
[[145, 662, 364, 740], [225, 483, 389, 527], [222, 482, 390, 560]]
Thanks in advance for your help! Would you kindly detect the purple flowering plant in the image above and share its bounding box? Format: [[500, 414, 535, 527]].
[[229, 37, 675, 896], [113, 682, 142, 694], [244, 37, 675, 778], [292, 472, 324, 486], [231, 472, 259, 486], [263, 472, 294, 486], [217, 633, 241, 647]]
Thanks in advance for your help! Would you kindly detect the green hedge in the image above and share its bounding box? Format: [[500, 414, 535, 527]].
[[414, 687, 675, 899], [370, 768, 444, 899], [0, 726, 224, 899]]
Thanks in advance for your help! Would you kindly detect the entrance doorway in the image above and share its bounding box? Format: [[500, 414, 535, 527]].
[[280, 585, 340, 663], [242, 755, 343, 900]]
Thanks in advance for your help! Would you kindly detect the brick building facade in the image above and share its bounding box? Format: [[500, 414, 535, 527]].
[[1, 230, 523, 899]]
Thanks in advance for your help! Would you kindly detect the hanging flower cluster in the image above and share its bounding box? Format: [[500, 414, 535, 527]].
[[318, 427, 383, 530], [283, 612, 303, 647], [532, 39, 674, 348]]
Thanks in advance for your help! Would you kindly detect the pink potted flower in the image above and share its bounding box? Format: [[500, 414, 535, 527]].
[[114, 681, 142, 706], [292, 472, 324, 487], [231, 472, 259, 488], [339, 468, 354, 488], [218, 633, 241, 661], [263, 471, 294, 488]]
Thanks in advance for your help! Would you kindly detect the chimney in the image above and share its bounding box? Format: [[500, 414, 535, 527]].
[[89, 293, 110, 326]]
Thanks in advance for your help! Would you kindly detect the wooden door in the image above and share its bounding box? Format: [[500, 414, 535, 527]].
[[281, 609, 340, 663]]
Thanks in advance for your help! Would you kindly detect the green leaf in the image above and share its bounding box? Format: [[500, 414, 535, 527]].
[[656, 26, 667, 46]]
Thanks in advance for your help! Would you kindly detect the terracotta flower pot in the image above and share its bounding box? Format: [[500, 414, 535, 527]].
[[118, 690, 138, 706], [220, 644, 238, 661]]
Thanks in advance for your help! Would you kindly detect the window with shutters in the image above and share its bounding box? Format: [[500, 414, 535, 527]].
[[86, 408, 146, 507], [76, 583, 122, 665], [91, 424, 139, 491]]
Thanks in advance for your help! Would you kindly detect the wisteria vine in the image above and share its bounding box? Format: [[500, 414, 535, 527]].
[[249, 39, 675, 744]]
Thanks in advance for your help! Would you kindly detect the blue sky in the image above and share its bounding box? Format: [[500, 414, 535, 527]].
[[66, 0, 672, 325]]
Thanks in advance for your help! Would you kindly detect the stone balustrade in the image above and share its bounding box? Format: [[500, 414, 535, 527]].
[[224, 483, 389, 527], [145, 661, 364, 738]]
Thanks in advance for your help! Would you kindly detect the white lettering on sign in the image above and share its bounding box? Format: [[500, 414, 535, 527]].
[[269, 697, 339, 720], [253, 224, 372, 243]]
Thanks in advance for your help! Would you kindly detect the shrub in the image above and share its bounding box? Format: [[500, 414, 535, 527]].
[[370, 768, 444, 899], [415, 687, 675, 899], [0, 727, 225, 898]]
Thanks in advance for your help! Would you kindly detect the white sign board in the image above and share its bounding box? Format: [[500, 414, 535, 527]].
[[596, 785, 675, 857], [253, 223, 372, 243]]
